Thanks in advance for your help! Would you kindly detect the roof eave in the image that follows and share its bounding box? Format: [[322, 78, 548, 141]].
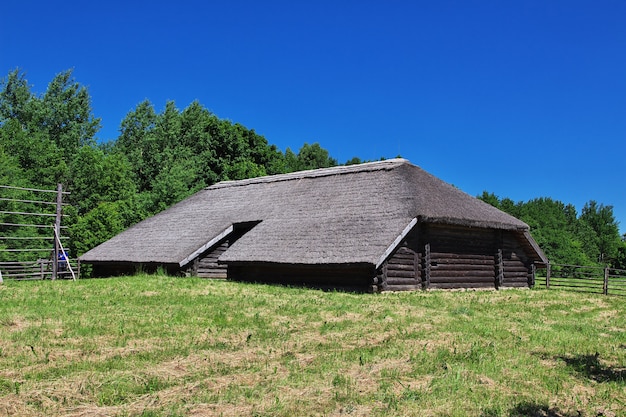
[[375, 217, 418, 269]]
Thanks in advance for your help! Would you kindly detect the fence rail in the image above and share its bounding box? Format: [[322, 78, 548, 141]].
[[535, 263, 626, 296], [0, 259, 79, 281]]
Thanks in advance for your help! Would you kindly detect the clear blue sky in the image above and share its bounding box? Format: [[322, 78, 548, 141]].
[[2, 1, 625, 233]]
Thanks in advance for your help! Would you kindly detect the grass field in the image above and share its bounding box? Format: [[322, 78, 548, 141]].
[[0, 275, 625, 417]]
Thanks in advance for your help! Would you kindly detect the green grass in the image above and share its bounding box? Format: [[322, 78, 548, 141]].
[[0, 275, 625, 416]]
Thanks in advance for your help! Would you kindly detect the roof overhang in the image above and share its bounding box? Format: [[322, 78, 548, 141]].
[[178, 225, 234, 267], [522, 230, 549, 266], [375, 217, 418, 269]]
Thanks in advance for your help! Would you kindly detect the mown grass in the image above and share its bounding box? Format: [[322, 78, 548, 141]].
[[0, 275, 625, 416]]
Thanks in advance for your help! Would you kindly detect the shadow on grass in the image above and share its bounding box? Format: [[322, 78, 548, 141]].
[[481, 402, 582, 417], [559, 353, 626, 384]]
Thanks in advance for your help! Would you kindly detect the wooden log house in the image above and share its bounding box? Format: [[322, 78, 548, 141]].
[[80, 159, 547, 291]]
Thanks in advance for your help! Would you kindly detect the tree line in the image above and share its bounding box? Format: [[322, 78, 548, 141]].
[[1, 69, 624, 269], [478, 194, 625, 269]]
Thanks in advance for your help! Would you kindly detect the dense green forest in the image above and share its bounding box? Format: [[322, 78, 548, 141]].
[[1, 69, 624, 269]]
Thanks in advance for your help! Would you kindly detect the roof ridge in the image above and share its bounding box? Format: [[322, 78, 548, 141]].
[[208, 158, 409, 190]]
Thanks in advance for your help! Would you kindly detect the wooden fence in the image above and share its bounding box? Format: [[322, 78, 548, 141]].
[[0, 184, 77, 281], [535, 263, 626, 296], [0, 259, 79, 281]]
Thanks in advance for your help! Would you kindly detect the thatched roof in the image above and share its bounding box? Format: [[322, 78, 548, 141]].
[[79, 159, 546, 267]]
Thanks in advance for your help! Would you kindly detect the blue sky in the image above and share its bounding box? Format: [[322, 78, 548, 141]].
[[2, 1, 625, 233]]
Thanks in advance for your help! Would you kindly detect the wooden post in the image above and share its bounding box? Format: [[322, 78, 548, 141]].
[[495, 249, 504, 289], [546, 263, 551, 289], [529, 263, 536, 288], [423, 243, 431, 290], [603, 267, 609, 295], [52, 183, 63, 280]]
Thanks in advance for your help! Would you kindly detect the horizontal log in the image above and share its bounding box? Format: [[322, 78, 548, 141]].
[[386, 263, 415, 271], [503, 276, 529, 282], [198, 266, 226, 271], [503, 264, 528, 271], [501, 282, 529, 288], [198, 261, 224, 267], [435, 257, 494, 265], [430, 270, 495, 278], [386, 270, 416, 279], [504, 271, 529, 278], [388, 259, 415, 267], [388, 254, 415, 263], [383, 284, 420, 291], [431, 263, 494, 271], [431, 253, 493, 261], [430, 275, 496, 283], [430, 282, 495, 289], [198, 267, 226, 272], [386, 277, 419, 286], [504, 274, 530, 281]]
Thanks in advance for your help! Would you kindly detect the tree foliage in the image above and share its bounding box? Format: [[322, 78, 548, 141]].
[[0, 69, 340, 260], [479, 193, 623, 268]]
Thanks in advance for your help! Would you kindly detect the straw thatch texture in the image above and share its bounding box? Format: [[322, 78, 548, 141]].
[[80, 159, 542, 268]]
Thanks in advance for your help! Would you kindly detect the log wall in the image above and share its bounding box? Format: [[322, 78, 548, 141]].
[[379, 224, 534, 291], [188, 223, 257, 279], [501, 233, 532, 288], [196, 240, 229, 278], [379, 243, 421, 291], [426, 225, 497, 289]]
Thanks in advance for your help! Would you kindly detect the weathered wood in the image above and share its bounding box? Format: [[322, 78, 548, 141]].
[[430, 253, 494, 260], [388, 255, 415, 263], [430, 270, 495, 278], [504, 271, 529, 278], [383, 284, 420, 291], [430, 275, 496, 283], [501, 282, 529, 288], [430, 282, 494, 289], [431, 263, 494, 271], [386, 277, 419, 286], [387, 270, 417, 279], [434, 257, 495, 265], [386, 263, 415, 271], [423, 243, 431, 289], [495, 248, 503, 289], [503, 264, 529, 272]]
